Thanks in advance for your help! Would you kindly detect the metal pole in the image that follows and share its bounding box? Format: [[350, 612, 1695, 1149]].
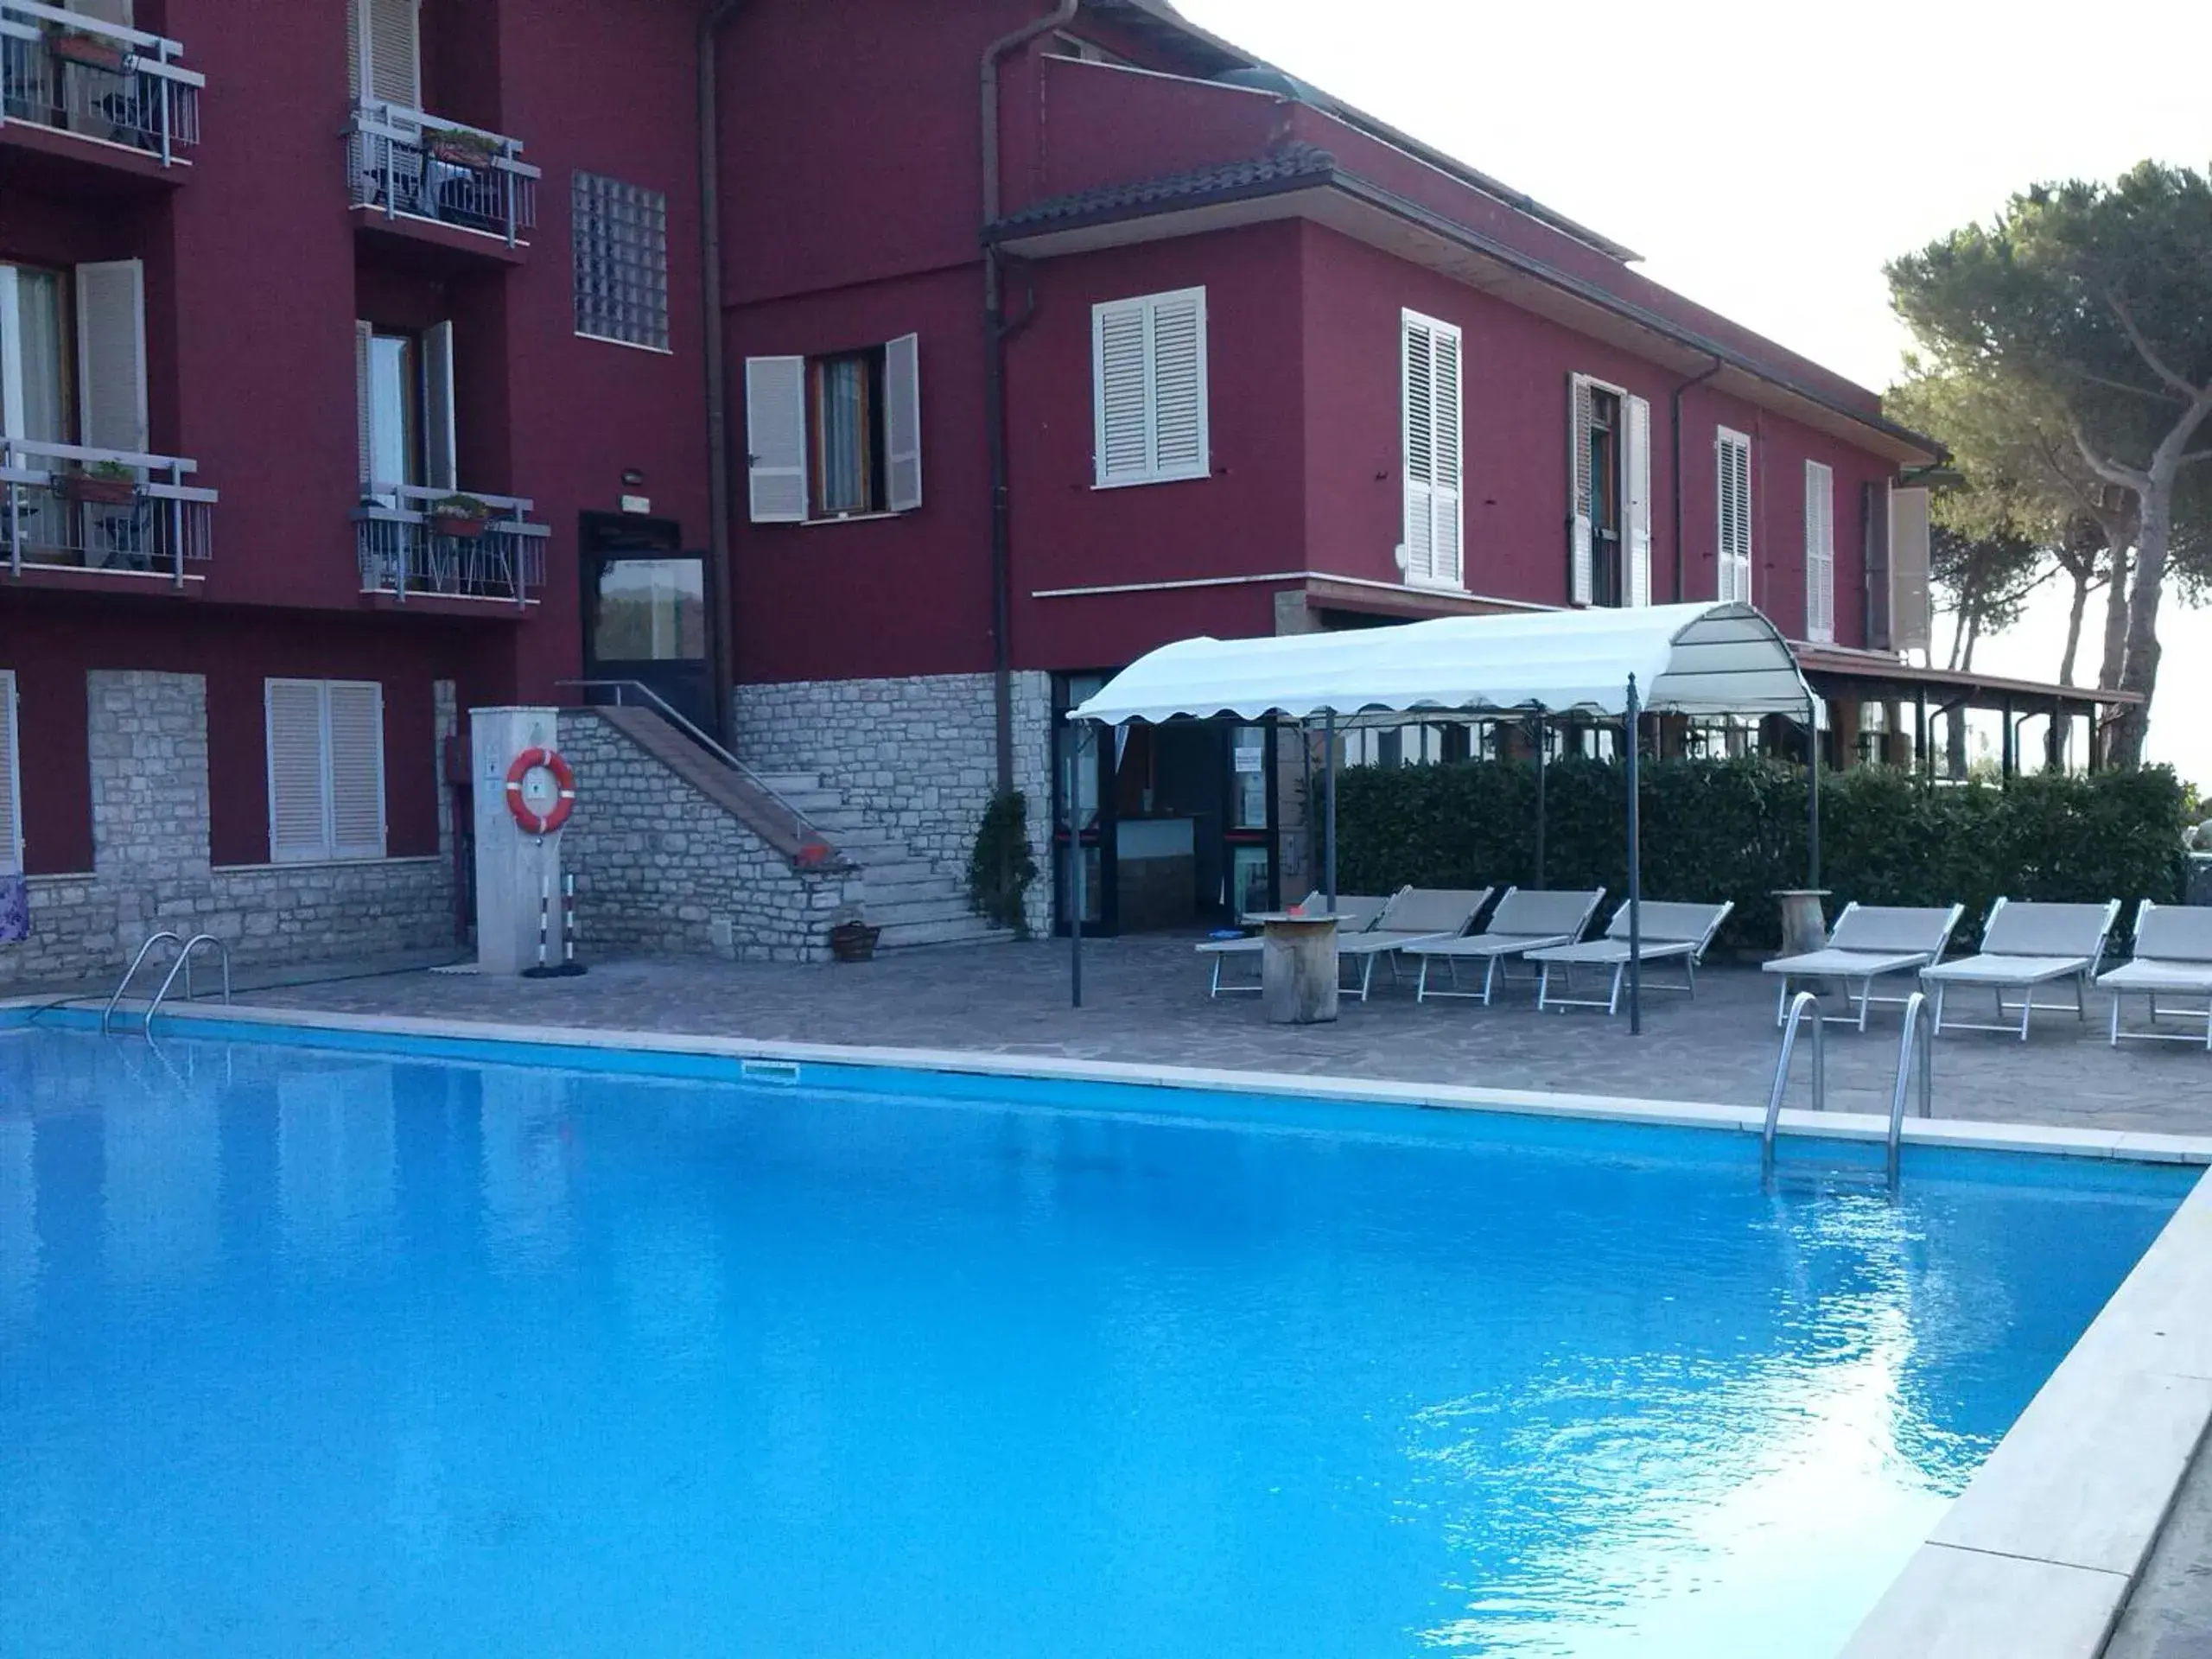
[[1070, 721, 1085, 1008], [1807, 696, 1822, 889], [1626, 677, 1643, 1036], [1534, 712, 1547, 887], [1324, 709, 1338, 911]]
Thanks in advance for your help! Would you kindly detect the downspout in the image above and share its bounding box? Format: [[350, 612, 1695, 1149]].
[[699, 0, 749, 742], [1669, 357, 1724, 602], [982, 0, 1078, 794]]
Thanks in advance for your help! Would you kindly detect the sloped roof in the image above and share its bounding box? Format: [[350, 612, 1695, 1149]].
[[994, 143, 1338, 232]]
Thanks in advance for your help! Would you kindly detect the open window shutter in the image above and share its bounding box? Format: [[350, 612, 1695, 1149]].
[[1093, 299, 1148, 485], [1624, 395, 1652, 607], [75, 260, 148, 458], [1402, 317, 1436, 585], [325, 683, 387, 860], [883, 333, 923, 513], [1147, 289, 1206, 480], [267, 681, 333, 862], [346, 0, 364, 99], [1863, 480, 1893, 649], [0, 671, 20, 877], [354, 321, 375, 490], [1716, 430, 1751, 602], [1804, 461, 1834, 642], [365, 0, 421, 108], [744, 355, 807, 522], [1890, 486, 1932, 652], [1568, 375, 1594, 605], [1735, 439, 1754, 602], [423, 319, 456, 492], [1431, 325, 1463, 588], [0, 266, 22, 440]]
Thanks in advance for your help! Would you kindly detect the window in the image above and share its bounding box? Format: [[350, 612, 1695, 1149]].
[[573, 173, 670, 353], [1569, 374, 1651, 607], [354, 318, 454, 496], [1716, 426, 1752, 602], [0, 264, 72, 445], [1, 258, 144, 453], [744, 334, 921, 523], [1091, 287, 1208, 487], [0, 670, 20, 876], [347, 0, 422, 109], [266, 679, 386, 863], [1402, 309, 1462, 589], [1804, 459, 1835, 643]]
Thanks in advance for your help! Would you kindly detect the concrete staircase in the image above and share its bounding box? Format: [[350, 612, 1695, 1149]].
[[748, 770, 1014, 952]]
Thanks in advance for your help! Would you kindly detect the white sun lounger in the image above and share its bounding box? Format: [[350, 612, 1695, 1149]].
[[2097, 900, 2212, 1051], [1761, 902, 1967, 1031], [1919, 898, 2121, 1040], [1528, 899, 1736, 1016], [1406, 887, 1608, 1004], [1195, 891, 1390, 997], [1334, 887, 1494, 1001]]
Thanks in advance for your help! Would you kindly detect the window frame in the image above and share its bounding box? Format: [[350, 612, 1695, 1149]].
[[1716, 425, 1753, 604], [572, 171, 672, 355], [1090, 286, 1211, 490], [1804, 458, 1835, 644], [264, 677, 388, 865], [0, 261, 78, 445], [806, 346, 887, 521]]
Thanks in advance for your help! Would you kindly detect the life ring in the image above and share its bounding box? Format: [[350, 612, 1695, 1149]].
[[505, 747, 576, 836]]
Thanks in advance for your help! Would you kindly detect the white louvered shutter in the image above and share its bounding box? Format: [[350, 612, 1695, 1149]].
[[0, 671, 20, 876], [0, 266, 22, 440], [1402, 318, 1436, 585], [1093, 289, 1207, 486], [267, 680, 332, 862], [1717, 428, 1752, 603], [884, 332, 923, 513], [75, 260, 148, 458], [744, 356, 807, 522], [423, 320, 456, 493], [1431, 324, 1462, 588], [1804, 460, 1835, 642], [325, 682, 386, 860], [1568, 374, 1594, 606], [1093, 298, 1148, 484], [1890, 486, 1933, 652], [1624, 394, 1652, 607], [1148, 288, 1206, 480], [354, 321, 375, 491], [346, 0, 364, 99], [365, 0, 421, 109]]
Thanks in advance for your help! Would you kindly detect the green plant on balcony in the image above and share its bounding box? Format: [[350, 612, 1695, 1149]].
[[425, 127, 503, 168], [427, 493, 494, 539], [59, 459, 139, 507], [46, 25, 128, 73]]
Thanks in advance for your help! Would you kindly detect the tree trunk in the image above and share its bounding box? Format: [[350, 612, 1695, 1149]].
[[2059, 568, 2090, 687], [1946, 705, 1968, 779], [2098, 543, 2132, 690], [1961, 610, 1981, 672], [1946, 602, 1970, 672]]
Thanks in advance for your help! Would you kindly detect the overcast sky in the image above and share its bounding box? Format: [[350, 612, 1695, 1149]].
[[1179, 0, 2212, 789]]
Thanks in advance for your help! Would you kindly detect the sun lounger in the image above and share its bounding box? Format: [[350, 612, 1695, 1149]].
[[1527, 899, 1736, 1015], [1332, 887, 1495, 1001], [1406, 887, 1608, 1004], [1919, 898, 2121, 1040], [1195, 891, 1390, 996], [2097, 900, 2212, 1051], [1761, 902, 1967, 1031]]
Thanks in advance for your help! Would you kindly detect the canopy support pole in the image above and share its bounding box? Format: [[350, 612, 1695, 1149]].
[[1807, 695, 1822, 889], [1533, 713, 1547, 887], [1069, 721, 1084, 1010], [1625, 676, 1643, 1037], [1324, 710, 1338, 912]]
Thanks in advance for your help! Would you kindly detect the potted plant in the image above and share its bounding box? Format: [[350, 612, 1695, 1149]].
[[426, 128, 501, 168], [59, 460, 138, 507], [427, 493, 493, 539], [48, 27, 128, 73], [828, 904, 880, 963]]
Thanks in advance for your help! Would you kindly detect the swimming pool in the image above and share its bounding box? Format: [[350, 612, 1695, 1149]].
[[0, 1024, 2192, 1656]]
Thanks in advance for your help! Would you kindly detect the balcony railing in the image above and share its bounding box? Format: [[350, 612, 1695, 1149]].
[[1, 437, 214, 587], [0, 0, 200, 164], [353, 486, 547, 607], [346, 103, 537, 246]]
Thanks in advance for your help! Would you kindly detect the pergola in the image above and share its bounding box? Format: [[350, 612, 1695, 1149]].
[[1070, 601, 1823, 1033]]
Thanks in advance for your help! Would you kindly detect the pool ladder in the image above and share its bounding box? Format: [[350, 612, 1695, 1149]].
[[1762, 989, 1934, 1192], [102, 931, 232, 1036]]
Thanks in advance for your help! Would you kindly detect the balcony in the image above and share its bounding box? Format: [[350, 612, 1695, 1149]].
[[346, 104, 537, 255], [0, 0, 200, 175], [353, 486, 548, 608], [0, 437, 214, 590]]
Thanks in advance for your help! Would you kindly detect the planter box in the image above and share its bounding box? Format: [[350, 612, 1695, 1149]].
[[427, 136, 499, 168], [50, 34, 128, 73], [829, 921, 880, 963], [60, 473, 138, 507], [429, 513, 486, 541]]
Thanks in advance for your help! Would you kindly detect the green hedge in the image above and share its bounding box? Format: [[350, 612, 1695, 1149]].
[[1332, 759, 2191, 950]]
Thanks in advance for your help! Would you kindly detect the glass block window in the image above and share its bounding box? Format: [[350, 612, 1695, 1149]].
[[573, 172, 670, 352]]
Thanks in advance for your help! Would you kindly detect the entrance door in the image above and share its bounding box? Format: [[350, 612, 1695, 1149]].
[[580, 513, 712, 732]]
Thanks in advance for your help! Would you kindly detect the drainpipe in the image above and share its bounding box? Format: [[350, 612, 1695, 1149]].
[[982, 0, 1077, 794], [1669, 357, 1724, 603], [698, 0, 749, 742]]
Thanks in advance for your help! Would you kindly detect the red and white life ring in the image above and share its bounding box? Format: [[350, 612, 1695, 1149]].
[[505, 747, 576, 836]]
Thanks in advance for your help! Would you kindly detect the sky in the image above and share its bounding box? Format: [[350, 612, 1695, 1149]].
[[1177, 0, 2212, 789]]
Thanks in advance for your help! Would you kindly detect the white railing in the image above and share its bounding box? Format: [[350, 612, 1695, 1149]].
[[0, 0, 200, 164], [346, 102, 538, 246], [353, 485, 547, 607], [0, 437, 214, 588]]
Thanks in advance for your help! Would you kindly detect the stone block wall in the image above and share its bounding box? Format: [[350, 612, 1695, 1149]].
[[730, 670, 1054, 935], [556, 711, 861, 963]]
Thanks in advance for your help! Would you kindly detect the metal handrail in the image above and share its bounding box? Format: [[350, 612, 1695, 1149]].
[[1760, 989, 1827, 1180], [557, 678, 842, 865], [144, 933, 230, 1033], [102, 931, 181, 1033], [1886, 990, 1936, 1191]]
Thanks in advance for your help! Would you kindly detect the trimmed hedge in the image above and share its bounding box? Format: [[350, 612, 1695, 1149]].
[[1333, 759, 2191, 950]]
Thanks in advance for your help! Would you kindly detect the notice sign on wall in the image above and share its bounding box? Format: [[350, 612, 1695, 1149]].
[[1233, 746, 1264, 773]]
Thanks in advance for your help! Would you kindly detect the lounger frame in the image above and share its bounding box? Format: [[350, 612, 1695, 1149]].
[[1530, 899, 1736, 1016], [1921, 897, 2121, 1041]]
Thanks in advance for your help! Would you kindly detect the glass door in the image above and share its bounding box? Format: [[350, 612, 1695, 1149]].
[[1052, 674, 1116, 935], [1224, 722, 1277, 919], [580, 513, 711, 732]]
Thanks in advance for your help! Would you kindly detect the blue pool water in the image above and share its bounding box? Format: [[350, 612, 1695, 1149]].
[[0, 1026, 2192, 1657]]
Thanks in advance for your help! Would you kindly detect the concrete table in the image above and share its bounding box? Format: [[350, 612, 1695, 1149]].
[[1247, 912, 1341, 1025]]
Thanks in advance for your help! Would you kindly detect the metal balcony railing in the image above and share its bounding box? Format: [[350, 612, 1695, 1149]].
[[346, 103, 538, 246], [0, 0, 200, 164], [353, 486, 547, 607], [1, 437, 215, 588]]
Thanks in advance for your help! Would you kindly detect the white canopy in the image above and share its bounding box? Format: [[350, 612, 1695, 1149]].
[[1071, 601, 1819, 726]]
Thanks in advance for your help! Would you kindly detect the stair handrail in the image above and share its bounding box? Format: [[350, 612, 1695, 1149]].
[[1885, 990, 1935, 1191], [556, 678, 841, 865], [144, 933, 232, 1033], [103, 931, 183, 1033], [1761, 989, 1827, 1180]]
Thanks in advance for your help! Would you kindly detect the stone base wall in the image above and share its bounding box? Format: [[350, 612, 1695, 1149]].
[[556, 711, 861, 963], [1, 670, 455, 988], [731, 670, 1054, 935]]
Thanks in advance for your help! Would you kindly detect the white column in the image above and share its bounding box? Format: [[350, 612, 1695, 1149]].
[[470, 706, 562, 975]]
